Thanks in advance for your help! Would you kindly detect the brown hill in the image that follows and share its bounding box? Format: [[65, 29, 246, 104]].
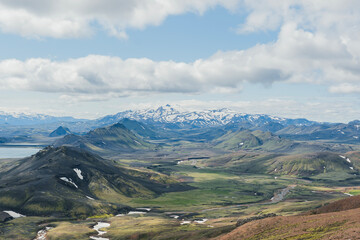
[[215, 196, 360, 240], [309, 195, 360, 214], [215, 208, 360, 240]]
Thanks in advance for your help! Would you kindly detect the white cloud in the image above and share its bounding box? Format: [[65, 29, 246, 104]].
[[0, 52, 291, 100], [0, 0, 239, 39], [237, 1, 360, 34], [0, 18, 359, 100], [329, 83, 360, 94], [0, 0, 359, 99]]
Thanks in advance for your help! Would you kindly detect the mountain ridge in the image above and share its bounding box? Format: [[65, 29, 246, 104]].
[[54, 122, 156, 154], [94, 104, 319, 129]]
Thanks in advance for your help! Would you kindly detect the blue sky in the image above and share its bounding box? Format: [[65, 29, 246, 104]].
[[0, 7, 277, 61], [0, 1, 359, 122]]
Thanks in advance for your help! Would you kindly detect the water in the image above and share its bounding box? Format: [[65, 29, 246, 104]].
[[0, 147, 41, 158]]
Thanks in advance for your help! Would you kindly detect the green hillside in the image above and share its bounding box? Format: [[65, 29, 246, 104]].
[[0, 146, 188, 217], [212, 129, 352, 154], [203, 151, 360, 182]]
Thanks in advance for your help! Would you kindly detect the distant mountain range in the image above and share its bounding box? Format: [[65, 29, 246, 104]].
[[0, 111, 83, 126], [94, 104, 317, 128], [1, 105, 360, 143]]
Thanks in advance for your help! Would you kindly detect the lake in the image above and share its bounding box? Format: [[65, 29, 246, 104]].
[[0, 147, 42, 158]]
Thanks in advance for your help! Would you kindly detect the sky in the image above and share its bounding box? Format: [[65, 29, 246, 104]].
[[0, 0, 359, 123]]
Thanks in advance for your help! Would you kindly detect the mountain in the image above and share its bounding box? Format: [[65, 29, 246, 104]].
[[0, 112, 82, 126], [268, 152, 359, 179], [211, 129, 346, 154], [94, 105, 317, 130], [0, 146, 188, 217], [3, 106, 360, 144], [118, 118, 159, 139], [49, 126, 72, 137], [277, 120, 360, 143], [92, 105, 360, 143], [54, 122, 156, 154], [204, 151, 359, 182]]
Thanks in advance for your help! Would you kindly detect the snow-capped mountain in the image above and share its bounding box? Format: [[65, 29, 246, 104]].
[[0, 111, 80, 126], [95, 104, 317, 128]]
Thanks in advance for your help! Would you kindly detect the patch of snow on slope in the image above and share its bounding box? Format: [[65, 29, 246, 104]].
[[3, 210, 25, 218], [194, 219, 208, 224], [180, 220, 191, 225], [128, 211, 147, 215], [136, 208, 151, 212], [90, 222, 110, 240], [60, 177, 78, 188], [34, 227, 53, 240], [73, 168, 83, 180]]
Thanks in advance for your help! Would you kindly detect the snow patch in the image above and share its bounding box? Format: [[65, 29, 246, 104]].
[[128, 211, 147, 215], [86, 196, 95, 200], [347, 158, 351, 163], [339, 155, 346, 159], [350, 167, 354, 170], [91, 222, 110, 240], [90, 237, 109, 240], [170, 215, 179, 219], [194, 219, 208, 224], [34, 227, 53, 240], [3, 210, 25, 218], [73, 168, 83, 180], [136, 208, 151, 212], [180, 220, 191, 225], [60, 177, 78, 188]]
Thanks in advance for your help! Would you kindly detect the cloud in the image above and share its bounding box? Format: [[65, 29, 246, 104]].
[[0, 0, 239, 39], [0, 50, 293, 101], [0, 18, 359, 100], [237, 1, 360, 34], [329, 83, 360, 94], [0, 1, 359, 99]]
